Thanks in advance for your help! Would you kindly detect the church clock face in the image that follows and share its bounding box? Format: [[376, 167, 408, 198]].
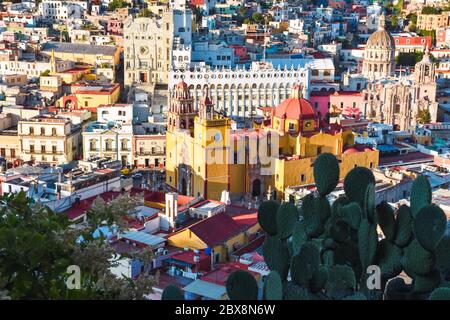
[[214, 133, 222, 142], [139, 46, 149, 55]]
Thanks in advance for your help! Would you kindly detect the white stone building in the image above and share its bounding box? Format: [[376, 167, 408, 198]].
[[18, 116, 82, 164], [38, 0, 88, 21], [168, 61, 311, 117]]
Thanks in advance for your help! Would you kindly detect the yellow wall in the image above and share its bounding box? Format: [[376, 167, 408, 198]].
[[168, 221, 261, 263], [167, 111, 380, 202], [51, 50, 120, 66], [75, 90, 120, 110]]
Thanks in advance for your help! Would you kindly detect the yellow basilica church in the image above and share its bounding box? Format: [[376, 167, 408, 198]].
[[166, 81, 379, 202]]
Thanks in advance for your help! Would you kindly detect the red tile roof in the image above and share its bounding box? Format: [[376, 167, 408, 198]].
[[393, 36, 432, 47], [183, 213, 246, 248], [64, 191, 121, 220], [200, 262, 259, 286], [144, 190, 195, 207]]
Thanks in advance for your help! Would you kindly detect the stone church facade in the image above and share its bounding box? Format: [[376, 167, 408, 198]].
[[360, 13, 438, 131]]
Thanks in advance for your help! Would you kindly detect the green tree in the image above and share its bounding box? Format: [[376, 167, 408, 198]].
[[108, 0, 128, 11], [238, 6, 248, 16], [137, 8, 152, 18], [0, 192, 157, 299], [407, 12, 417, 24], [389, 15, 399, 29], [252, 12, 264, 24], [421, 6, 441, 14], [418, 109, 431, 124], [40, 70, 50, 77], [396, 52, 424, 66]]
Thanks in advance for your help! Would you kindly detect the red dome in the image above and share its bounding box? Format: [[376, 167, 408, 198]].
[[176, 80, 188, 90], [274, 97, 316, 120]]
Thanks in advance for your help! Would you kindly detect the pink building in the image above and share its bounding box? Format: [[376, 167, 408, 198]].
[[309, 91, 332, 119], [107, 19, 123, 35], [309, 91, 364, 119], [230, 45, 249, 62], [330, 91, 364, 118]]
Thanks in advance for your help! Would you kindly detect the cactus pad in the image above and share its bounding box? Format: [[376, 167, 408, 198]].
[[410, 175, 432, 218], [402, 239, 436, 276], [301, 194, 326, 237], [436, 236, 450, 271], [226, 270, 258, 300], [429, 287, 450, 300], [257, 200, 280, 236], [343, 166, 375, 207], [413, 204, 447, 252], [276, 202, 299, 240], [376, 202, 396, 241], [311, 265, 328, 293], [285, 282, 310, 300], [394, 205, 413, 248], [364, 183, 377, 224], [291, 242, 320, 287], [413, 268, 441, 293], [326, 265, 357, 299], [376, 239, 402, 277], [313, 153, 340, 196], [330, 220, 351, 243], [292, 220, 308, 255], [263, 235, 290, 280], [358, 219, 378, 268], [340, 202, 362, 230], [161, 285, 184, 300], [264, 271, 283, 300]]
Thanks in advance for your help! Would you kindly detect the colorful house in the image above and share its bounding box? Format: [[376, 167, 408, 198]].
[[167, 211, 260, 263], [57, 83, 120, 113]]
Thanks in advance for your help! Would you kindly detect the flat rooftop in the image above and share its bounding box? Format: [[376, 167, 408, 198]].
[[42, 41, 118, 57]]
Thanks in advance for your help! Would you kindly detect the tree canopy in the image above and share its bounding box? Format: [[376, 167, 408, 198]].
[[0, 192, 157, 300]]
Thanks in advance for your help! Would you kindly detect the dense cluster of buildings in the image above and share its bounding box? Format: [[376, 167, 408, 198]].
[[0, 0, 450, 300]]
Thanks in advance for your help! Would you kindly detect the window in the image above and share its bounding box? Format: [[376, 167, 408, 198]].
[[84, 101, 88, 107], [317, 147, 322, 155], [52, 128, 56, 136], [29, 127, 34, 135], [370, 162, 374, 169], [41, 145, 46, 154], [52, 146, 57, 154], [30, 145, 34, 153], [301, 174, 305, 182]]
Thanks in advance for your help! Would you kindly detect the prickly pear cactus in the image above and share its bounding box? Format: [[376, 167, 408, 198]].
[[226, 270, 258, 300], [314, 153, 340, 196], [251, 153, 449, 301], [162, 285, 184, 300], [410, 174, 432, 218]]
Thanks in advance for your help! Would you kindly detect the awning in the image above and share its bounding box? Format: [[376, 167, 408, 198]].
[[183, 280, 227, 300]]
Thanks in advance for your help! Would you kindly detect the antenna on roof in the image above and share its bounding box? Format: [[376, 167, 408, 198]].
[[263, 22, 268, 63]]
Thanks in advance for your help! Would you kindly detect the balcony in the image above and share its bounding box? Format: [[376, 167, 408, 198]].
[[24, 150, 64, 155], [136, 151, 165, 156]]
